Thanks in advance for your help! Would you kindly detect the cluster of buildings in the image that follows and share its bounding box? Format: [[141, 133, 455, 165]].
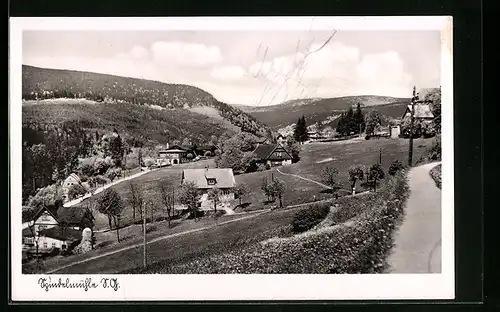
[[22, 205, 88, 259]]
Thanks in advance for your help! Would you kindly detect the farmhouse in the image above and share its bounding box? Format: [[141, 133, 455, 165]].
[[255, 137, 272, 146], [157, 145, 188, 166], [23, 226, 82, 254], [307, 131, 327, 142], [181, 168, 236, 209], [401, 101, 434, 121], [253, 143, 293, 167], [22, 205, 90, 254], [62, 173, 82, 202]]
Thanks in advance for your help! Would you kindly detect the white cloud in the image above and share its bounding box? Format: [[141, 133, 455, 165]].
[[210, 65, 246, 80], [129, 45, 150, 59], [245, 40, 413, 102], [151, 41, 223, 68]]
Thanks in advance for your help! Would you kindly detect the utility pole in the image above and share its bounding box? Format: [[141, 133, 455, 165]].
[[143, 202, 147, 268], [408, 86, 417, 167], [379, 148, 382, 164]]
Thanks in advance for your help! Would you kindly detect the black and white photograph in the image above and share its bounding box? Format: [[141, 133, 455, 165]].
[[10, 16, 454, 301]]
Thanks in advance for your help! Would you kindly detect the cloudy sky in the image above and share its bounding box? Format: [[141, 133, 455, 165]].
[[23, 30, 441, 106]]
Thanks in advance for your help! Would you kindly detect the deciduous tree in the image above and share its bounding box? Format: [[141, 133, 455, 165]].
[[234, 183, 249, 206], [158, 178, 176, 228], [128, 181, 144, 225], [320, 166, 341, 194], [368, 163, 385, 192], [348, 164, 365, 193], [97, 188, 124, 242], [178, 181, 201, 221], [207, 187, 221, 217]]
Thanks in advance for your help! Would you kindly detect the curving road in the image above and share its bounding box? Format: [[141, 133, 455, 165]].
[[387, 162, 442, 273]]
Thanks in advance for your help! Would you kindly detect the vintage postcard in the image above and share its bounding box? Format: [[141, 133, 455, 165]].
[[9, 16, 453, 301]]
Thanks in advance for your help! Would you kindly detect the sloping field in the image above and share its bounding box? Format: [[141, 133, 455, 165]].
[[46, 208, 301, 274], [278, 138, 435, 191]]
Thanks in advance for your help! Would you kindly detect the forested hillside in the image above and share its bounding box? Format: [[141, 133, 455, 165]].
[[22, 65, 271, 136]]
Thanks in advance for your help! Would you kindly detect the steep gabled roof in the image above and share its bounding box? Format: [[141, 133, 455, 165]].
[[253, 143, 292, 161], [403, 102, 434, 119], [255, 137, 270, 144], [64, 173, 81, 184], [182, 168, 236, 189], [23, 206, 59, 223], [56, 206, 88, 225], [253, 144, 277, 160], [160, 145, 188, 153]]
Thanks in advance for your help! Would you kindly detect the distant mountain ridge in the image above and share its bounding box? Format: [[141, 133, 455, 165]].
[[231, 95, 412, 129], [22, 65, 272, 144]]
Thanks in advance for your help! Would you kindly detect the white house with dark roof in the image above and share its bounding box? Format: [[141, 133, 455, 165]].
[[253, 143, 293, 167], [401, 101, 434, 121], [181, 168, 236, 209], [157, 144, 188, 166], [62, 173, 82, 202], [22, 205, 89, 254]]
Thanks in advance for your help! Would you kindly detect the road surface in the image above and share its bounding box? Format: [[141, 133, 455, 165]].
[[387, 162, 442, 273]]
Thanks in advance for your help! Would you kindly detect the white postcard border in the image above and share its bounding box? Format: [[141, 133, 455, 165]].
[[9, 16, 454, 301]]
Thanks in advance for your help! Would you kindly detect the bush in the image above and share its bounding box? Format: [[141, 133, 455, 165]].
[[388, 160, 405, 176], [78, 163, 95, 177], [67, 183, 87, 200], [105, 167, 122, 181], [186, 153, 194, 160], [417, 135, 441, 164], [291, 203, 331, 234], [429, 164, 442, 189]]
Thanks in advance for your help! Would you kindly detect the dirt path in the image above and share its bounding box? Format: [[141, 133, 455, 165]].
[[46, 210, 269, 274], [276, 168, 331, 189], [63, 168, 152, 208], [387, 162, 442, 273]]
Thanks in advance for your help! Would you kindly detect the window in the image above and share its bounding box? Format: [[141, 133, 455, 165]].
[[62, 244, 67, 250], [40, 214, 50, 221], [52, 242, 56, 248], [43, 242, 48, 248], [275, 152, 282, 157]]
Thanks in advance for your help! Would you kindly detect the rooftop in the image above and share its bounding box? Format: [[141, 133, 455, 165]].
[[253, 144, 292, 160], [182, 168, 236, 189], [405, 102, 434, 119], [38, 226, 82, 242]]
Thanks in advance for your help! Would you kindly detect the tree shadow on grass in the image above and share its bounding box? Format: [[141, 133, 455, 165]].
[[319, 186, 341, 194], [236, 203, 251, 209]]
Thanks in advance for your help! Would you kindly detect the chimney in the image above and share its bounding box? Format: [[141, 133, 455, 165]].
[[166, 142, 169, 149]]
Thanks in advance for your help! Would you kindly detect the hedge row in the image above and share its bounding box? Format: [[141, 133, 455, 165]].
[[429, 164, 442, 189], [291, 203, 331, 233], [141, 171, 410, 274]]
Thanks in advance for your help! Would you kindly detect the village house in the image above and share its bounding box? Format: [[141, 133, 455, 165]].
[[22, 205, 90, 255], [157, 144, 188, 166], [390, 125, 401, 138], [181, 168, 236, 210], [307, 131, 327, 142], [255, 137, 272, 146], [253, 143, 293, 167], [401, 101, 435, 122], [61, 173, 82, 202]]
